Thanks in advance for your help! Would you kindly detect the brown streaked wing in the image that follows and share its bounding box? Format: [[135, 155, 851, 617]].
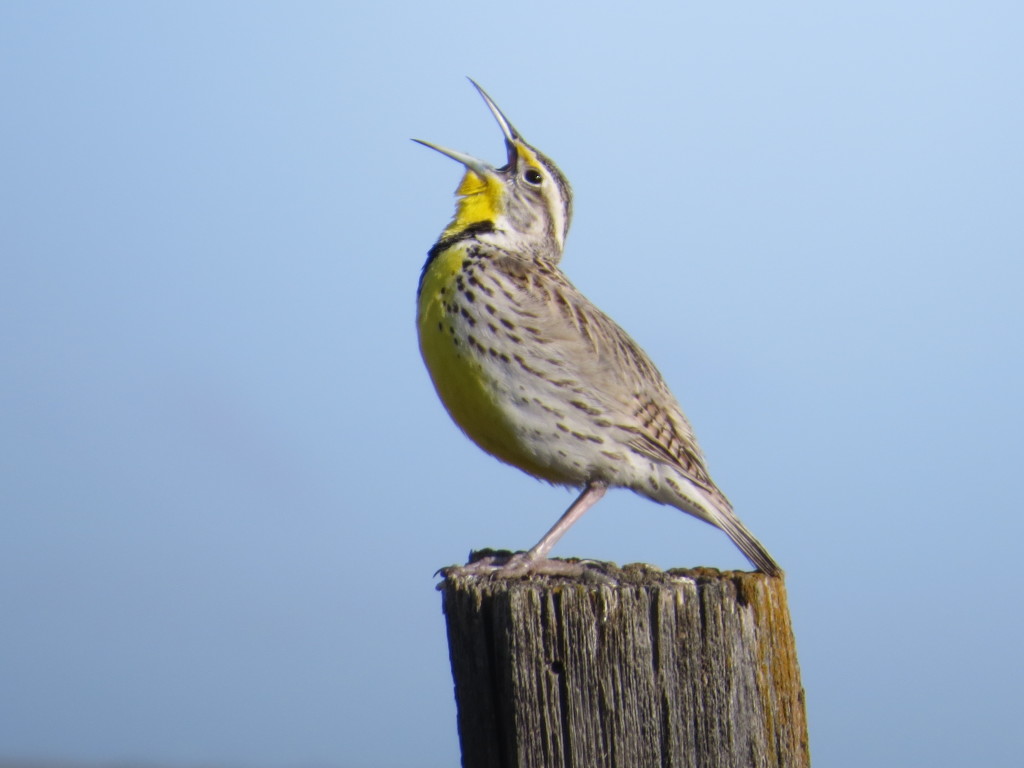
[[490, 255, 721, 491]]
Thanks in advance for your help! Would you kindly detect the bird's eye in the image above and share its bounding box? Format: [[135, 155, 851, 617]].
[[523, 169, 543, 185]]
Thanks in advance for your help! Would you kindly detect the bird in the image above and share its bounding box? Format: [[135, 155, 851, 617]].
[[414, 80, 781, 577]]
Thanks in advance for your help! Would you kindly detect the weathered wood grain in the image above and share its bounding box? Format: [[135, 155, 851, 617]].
[[440, 563, 808, 768]]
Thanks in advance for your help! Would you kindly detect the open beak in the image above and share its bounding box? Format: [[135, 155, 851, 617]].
[[411, 138, 493, 176], [413, 79, 523, 172]]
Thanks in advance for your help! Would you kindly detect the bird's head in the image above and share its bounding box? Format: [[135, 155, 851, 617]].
[[415, 80, 573, 261]]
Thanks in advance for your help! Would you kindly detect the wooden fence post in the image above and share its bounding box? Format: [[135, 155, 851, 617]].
[[440, 562, 809, 768]]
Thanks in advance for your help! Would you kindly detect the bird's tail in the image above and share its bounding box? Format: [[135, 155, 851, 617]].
[[713, 508, 782, 577], [640, 466, 783, 576], [653, 476, 783, 576]]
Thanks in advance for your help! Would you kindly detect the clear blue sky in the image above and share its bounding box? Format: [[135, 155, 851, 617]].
[[2, 2, 1022, 766]]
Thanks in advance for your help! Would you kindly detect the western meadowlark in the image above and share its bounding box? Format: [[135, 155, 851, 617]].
[[415, 80, 780, 577]]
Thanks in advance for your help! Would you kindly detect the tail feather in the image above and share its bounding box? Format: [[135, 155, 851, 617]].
[[650, 474, 782, 576], [638, 466, 782, 575], [714, 510, 782, 577]]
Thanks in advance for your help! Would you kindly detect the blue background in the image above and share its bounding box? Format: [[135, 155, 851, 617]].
[[3, 2, 1022, 766]]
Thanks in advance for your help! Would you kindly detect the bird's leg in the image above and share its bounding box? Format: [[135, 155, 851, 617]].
[[524, 479, 607, 561], [449, 480, 608, 577]]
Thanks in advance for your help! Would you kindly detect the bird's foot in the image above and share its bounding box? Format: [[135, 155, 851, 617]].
[[438, 549, 615, 584]]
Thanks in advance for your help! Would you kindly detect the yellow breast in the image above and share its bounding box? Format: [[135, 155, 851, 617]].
[[417, 243, 564, 482]]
